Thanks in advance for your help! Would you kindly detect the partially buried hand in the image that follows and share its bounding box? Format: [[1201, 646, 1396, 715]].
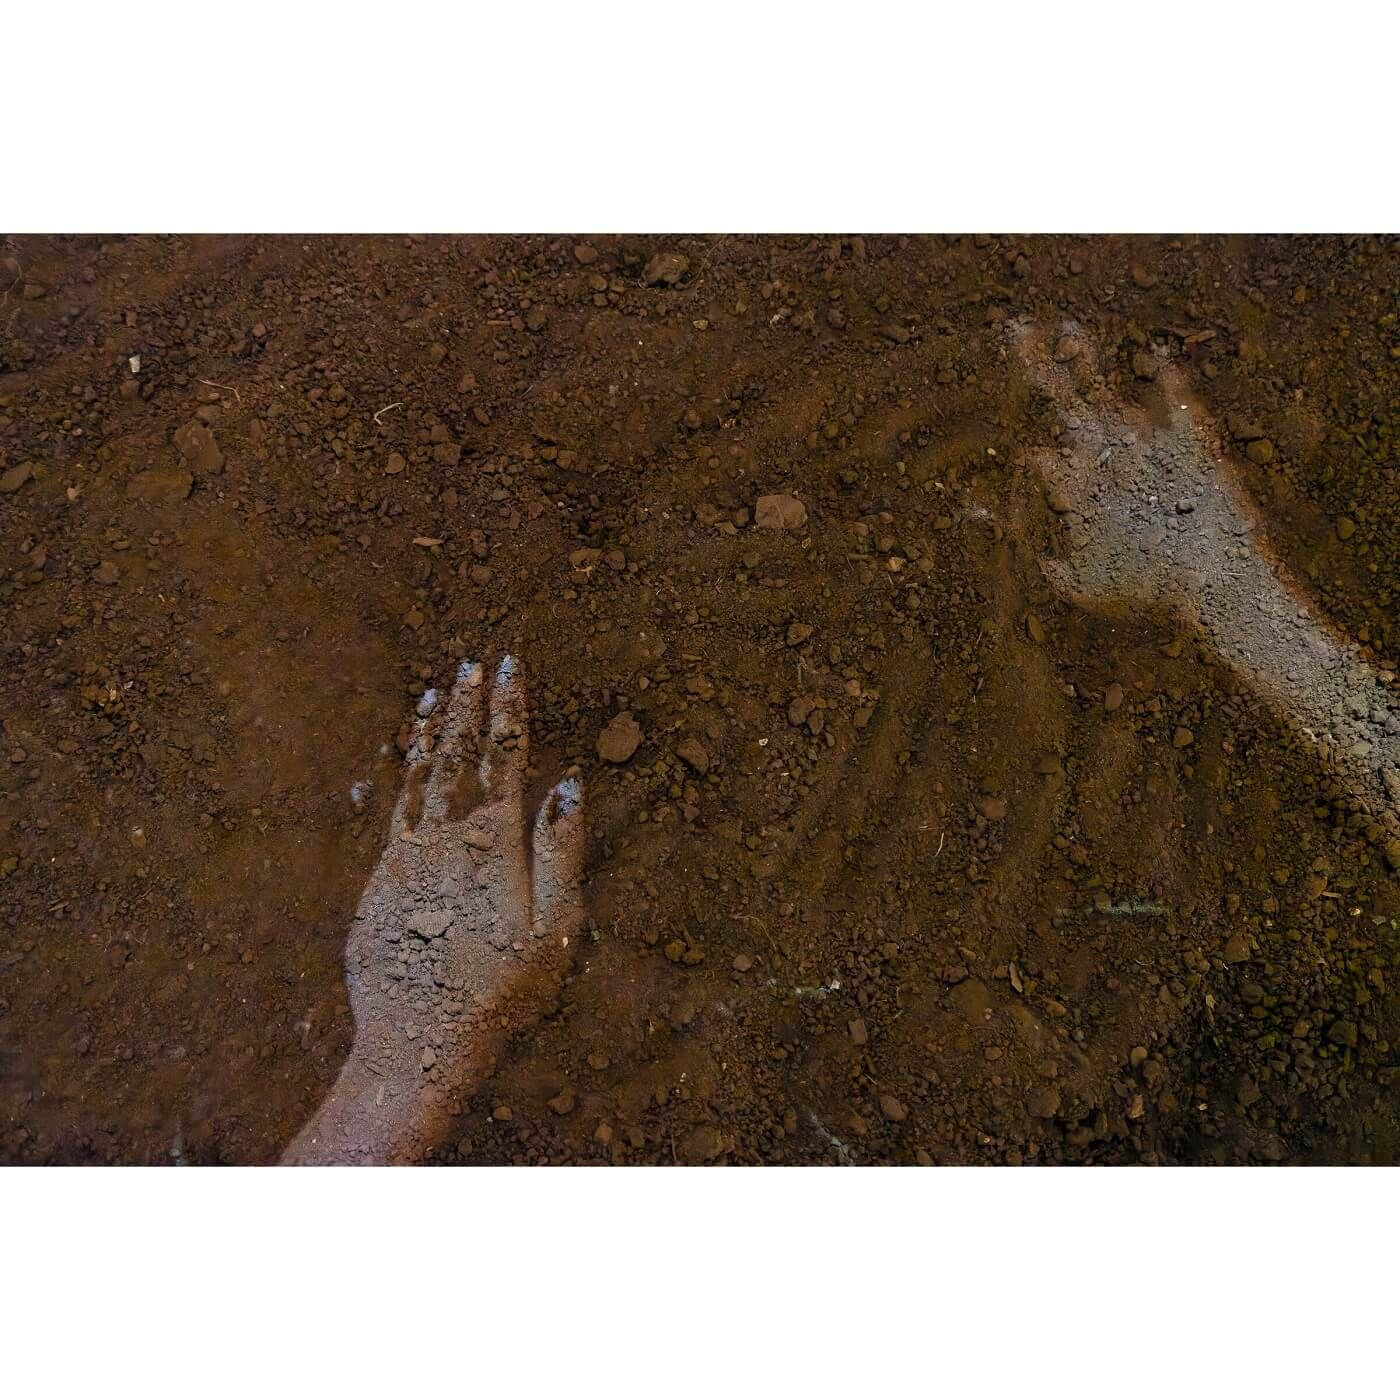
[[284, 656, 584, 1164]]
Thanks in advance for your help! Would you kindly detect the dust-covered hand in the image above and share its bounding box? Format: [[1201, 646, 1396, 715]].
[[1013, 319, 1400, 850], [284, 656, 584, 1164]]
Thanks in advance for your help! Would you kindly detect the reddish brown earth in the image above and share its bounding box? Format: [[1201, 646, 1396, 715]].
[[1, 233, 1396, 1165]]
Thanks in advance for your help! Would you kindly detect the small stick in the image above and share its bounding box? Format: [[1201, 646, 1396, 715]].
[[199, 378, 242, 403], [373, 401, 403, 425], [0, 252, 22, 309], [696, 235, 729, 284], [736, 912, 782, 961]]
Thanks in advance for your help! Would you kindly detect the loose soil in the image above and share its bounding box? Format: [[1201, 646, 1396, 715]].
[[1, 233, 1396, 1165]]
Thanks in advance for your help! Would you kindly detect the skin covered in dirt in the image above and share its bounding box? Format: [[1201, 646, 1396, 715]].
[[1013, 319, 1400, 852], [284, 656, 584, 1164], [0, 234, 1397, 1166]]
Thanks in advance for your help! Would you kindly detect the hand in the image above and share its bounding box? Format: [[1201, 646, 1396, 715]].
[[284, 656, 585, 1164], [1013, 320, 1399, 848]]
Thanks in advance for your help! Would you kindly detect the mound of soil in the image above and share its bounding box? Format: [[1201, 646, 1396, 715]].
[[1, 233, 1396, 1165]]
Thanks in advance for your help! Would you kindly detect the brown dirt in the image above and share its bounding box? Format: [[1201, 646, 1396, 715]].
[[1, 233, 1397, 1166]]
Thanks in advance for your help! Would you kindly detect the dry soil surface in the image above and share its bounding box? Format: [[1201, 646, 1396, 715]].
[[1, 233, 1397, 1165]]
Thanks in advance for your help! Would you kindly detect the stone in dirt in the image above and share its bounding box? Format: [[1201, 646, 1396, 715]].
[[679, 1124, 724, 1162], [597, 711, 642, 763], [1227, 414, 1267, 442], [643, 252, 689, 287], [1327, 1020, 1358, 1048], [754, 494, 807, 530], [879, 1094, 908, 1122], [1, 463, 34, 493], [126, 467, 193, 505], [173, 421, 224, 476], [676, 738, 709, 774]]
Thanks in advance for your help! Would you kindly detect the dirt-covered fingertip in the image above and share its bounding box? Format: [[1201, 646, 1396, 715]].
[[493, 653, 522, 696], [548, 775, 584, 824], [533, 776, 586, 927], [488, 653, 528, 740], [431, 659, 485, 766], [534, 777, 583, 847]]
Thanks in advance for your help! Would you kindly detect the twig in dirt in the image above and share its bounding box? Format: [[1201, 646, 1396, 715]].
[[373, 402, 403, 425], [198, 378, 242, 404], [0, 252, 22, 310], [735, 912, 782, 961], [695, 235, 730, 285]]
